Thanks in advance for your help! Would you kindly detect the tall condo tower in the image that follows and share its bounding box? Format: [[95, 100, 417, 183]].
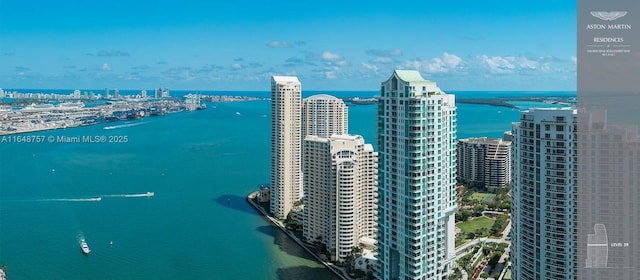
[[270, 76, 302, 219], [511, 108, 577, 280], [302, 94, 348, 139], [457, 137, 511, 189], [303, 134, 378, 262], [376, 70, 457, 279]]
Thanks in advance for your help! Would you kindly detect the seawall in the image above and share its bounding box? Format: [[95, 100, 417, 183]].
[[246, 192, 349, 280]]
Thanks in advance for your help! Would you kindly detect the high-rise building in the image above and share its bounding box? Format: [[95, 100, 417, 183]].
[[457, 137, 511, 189], [299, 93, 350, 223], [302, 94, 348, 139], [114, 88, 120, 99], [303, 134, 378, 262], [484, 140, 511, 189], [511, 108, 577, 280], [270, 76, 302, 219], [503, 131, 513, 142], [141, 89, 147, 99], [376, 70, 457, 279], [577, 109, 640, 279]]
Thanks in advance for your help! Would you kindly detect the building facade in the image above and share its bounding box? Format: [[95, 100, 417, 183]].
[[302, 94, 348, 139], [376, 70, 457, 279], [303, 134, 378, 262], [577, 109, 640, 279], [511, 108, 577, 280], [270, 76, 302, 219], [457, 137, 511, 189]]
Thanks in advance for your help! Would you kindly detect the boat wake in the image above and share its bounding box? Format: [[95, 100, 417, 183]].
[[17, 193, 153, 203], [36, 197, 102, 202], [102, 192, 154, 198], [104, 121, 148, 130]]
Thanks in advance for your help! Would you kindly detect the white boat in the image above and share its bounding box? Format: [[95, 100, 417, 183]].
[[57, 102, 85, 110], [146, 192, 155, 197], [20, 103, 54, 113], [80, 239, 91, 254]]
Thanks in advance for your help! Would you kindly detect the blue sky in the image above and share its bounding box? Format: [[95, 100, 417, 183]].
[[0, 1, 576, 91]]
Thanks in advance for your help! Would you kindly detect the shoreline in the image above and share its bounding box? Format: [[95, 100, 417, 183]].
[[0, 121, 90, 136], [245, 192, 349, 280]]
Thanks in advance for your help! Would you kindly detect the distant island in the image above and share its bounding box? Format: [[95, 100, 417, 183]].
[[456, 99, 518, 109], [341, 95, 575, 109]]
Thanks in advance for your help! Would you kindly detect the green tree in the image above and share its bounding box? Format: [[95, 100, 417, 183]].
[[488, 253, 502, 267], [456, 210, 471, 222]]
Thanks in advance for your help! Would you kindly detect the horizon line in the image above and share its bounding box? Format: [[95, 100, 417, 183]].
[[1, 88, 578, 93]]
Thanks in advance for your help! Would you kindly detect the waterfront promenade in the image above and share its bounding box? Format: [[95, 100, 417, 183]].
[[246, 192, 349, 280]]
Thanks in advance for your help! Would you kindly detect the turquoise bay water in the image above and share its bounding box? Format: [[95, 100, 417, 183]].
[[0, 91, 573, 279]]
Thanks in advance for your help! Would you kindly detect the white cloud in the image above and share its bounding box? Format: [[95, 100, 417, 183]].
[[232, 63, 243, 69], [101, 63, 112, 71], [427, 52, 463, 73], [513, 57, 539, 70], [400, 60, 422, 70], [321, 51, 342, 61], [365, 49, 402, 64], [373, 57, 393, 64], [474, 54, 576, 75], [324, 70, 337, 79], [571, 56, 577, 64], [362, 62, 379, 74], [267, 41, 291, 48], [479, 55, 515, 74], [335, 60, 348, 67], [399, 52, 463, 74]]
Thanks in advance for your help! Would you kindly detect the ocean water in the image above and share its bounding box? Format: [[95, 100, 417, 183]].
[[0, 91, 573, 279]]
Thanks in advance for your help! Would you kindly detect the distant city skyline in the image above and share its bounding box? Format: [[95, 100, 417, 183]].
[[0, 1, 576, 91]]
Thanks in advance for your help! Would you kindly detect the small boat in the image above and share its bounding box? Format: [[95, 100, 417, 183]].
[[146, 192, 155, 197], [95, 197, 102, 201], [80, 239, 91, 254]]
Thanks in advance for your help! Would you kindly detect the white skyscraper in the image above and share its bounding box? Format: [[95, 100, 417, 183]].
[[376, 70, 457, 279], [302, 94, 348, 139], [270, 76, 302, 219], [511, 108, 577, 280], [303, 134, 378, 262]]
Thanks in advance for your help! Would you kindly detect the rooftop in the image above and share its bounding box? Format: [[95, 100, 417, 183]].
[[305, 94, 340, 101], [394, 70, 431, 83], [272, 76, 300, 83], [459, 137, 507, 144]]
